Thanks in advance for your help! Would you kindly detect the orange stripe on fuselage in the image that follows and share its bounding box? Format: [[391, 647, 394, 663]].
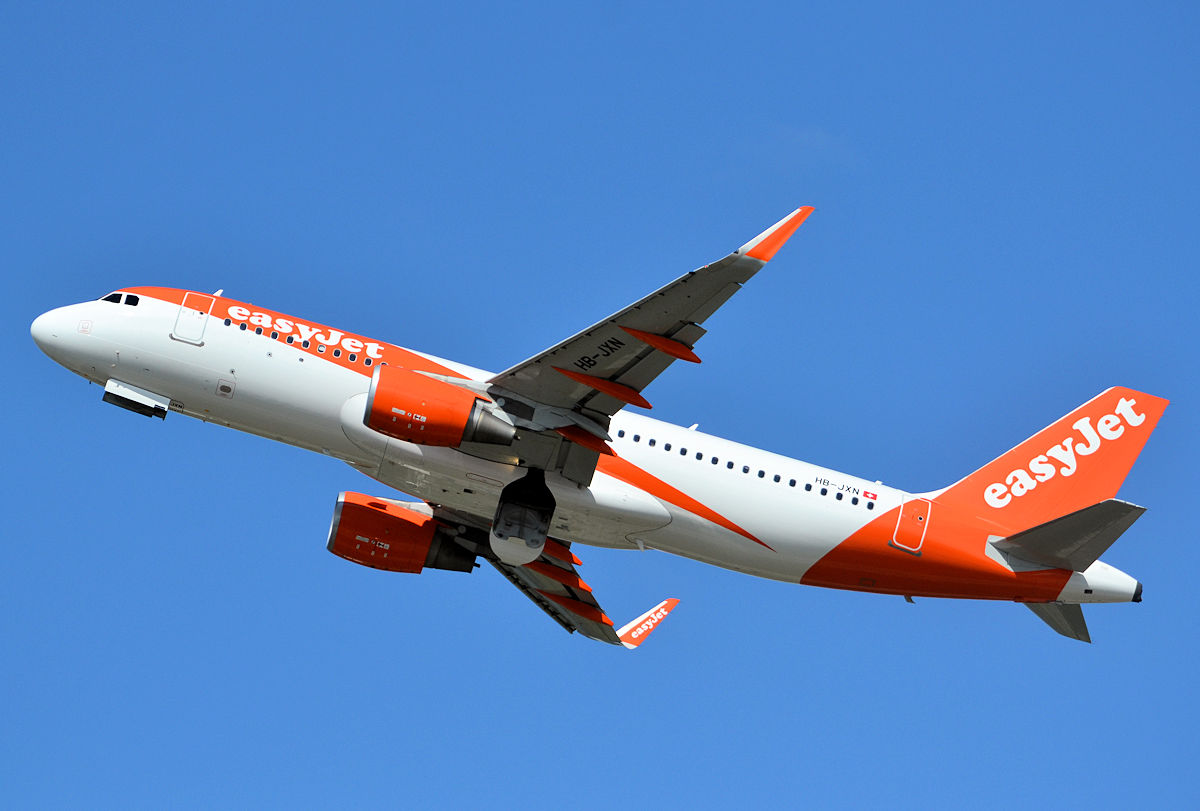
[[801, 500, 1071, 601], [123, 287, 467, 380], [596, 455, 773, 551]]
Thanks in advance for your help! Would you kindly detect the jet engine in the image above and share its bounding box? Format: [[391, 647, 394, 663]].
[[364, 365, 515, 448], [327, 492, 476, 573]]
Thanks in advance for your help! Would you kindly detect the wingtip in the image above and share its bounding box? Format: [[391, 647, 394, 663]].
[[739, 206, 815, 261], [617, 598, 680, 649]]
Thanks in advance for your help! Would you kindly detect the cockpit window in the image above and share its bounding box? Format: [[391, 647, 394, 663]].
[[101, 293, 122, 303], [124, 294, 139, 306]]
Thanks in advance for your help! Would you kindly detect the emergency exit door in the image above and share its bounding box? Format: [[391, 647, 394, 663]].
[[891, 498, 931, 555]]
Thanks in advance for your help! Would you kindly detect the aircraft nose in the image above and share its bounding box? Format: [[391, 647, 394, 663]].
[[31, 307, 72, 358], [31, 310, 56, 353]]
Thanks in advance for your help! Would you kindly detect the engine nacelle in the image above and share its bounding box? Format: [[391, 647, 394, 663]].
[[364, 365, 515, 448], [326, 492, 476, 573]]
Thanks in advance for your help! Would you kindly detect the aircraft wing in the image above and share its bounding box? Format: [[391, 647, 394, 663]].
[[433, 506, 676, 647], [474, 207, 813, 484], [488, 537, 623, 645]]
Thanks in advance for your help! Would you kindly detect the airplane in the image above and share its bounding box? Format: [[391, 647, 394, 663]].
[[30, 207, 1168, 646]]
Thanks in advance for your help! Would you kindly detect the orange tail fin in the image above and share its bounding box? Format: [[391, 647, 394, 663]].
[[932, 387, 1168, 535]]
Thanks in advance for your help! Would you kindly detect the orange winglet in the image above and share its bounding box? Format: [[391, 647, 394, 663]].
[[741, 206, 814, 262], [555, 425, 614, 455], [617, 598, 680, 649], [543, 539, 583, 566], [538, 590, 614, 626], [525, 560, 593, 592], [552, 367, 652, 409], [619, 327, 701, 363]]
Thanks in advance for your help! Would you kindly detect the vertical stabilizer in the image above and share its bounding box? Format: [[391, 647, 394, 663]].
[[933, 388, 1167, 535]]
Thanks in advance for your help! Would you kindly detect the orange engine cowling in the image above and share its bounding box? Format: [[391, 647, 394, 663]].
[[326, 492, 477, 573], [364, 365, 515, 447]]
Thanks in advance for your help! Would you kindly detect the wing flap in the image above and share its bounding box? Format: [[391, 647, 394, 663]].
[[401, 508, 676, 649], [488, 554, 623, 644], [487, 540, 624, 645]]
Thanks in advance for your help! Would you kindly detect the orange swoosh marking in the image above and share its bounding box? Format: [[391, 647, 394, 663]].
[[597, 455, 774, 552]]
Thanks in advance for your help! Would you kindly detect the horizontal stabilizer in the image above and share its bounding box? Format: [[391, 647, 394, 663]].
[[1026, 603, 1091, 643], [995, 499, 1144, 572]]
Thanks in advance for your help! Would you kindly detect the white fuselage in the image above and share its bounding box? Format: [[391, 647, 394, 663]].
[[33, 293, 897, 583], [31, 289, 1143, 607]]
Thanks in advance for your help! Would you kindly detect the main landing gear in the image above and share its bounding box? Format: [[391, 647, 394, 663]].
[[489, 468, 555, 565]]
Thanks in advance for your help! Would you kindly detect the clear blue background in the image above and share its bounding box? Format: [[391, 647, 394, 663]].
[[4, 2, 1196, 807]]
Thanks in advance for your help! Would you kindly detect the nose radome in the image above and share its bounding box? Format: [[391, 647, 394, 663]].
[[30, 310, 58, 354]]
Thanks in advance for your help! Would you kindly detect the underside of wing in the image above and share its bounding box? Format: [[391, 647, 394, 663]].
[[488, 538, 623, 645], [429, 505, 675, 647], [467, 207, 813, 485]]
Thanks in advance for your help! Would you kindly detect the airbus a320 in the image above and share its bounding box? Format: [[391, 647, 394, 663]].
[[31, 208, 1167, 646]]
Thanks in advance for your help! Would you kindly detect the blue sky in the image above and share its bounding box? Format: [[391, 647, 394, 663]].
[[4, 2, 1197, 807]]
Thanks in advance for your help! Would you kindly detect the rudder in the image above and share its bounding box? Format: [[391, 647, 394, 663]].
[[932, 387, 1167, 535]]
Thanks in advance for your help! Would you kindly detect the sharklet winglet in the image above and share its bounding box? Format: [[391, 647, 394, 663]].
[[738, 206, 814, 261], [617, 598, 680, 649]]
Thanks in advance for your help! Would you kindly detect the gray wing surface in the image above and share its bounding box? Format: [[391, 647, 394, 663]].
[[468, 207, 814, 485], [430, 505, 622, 644]]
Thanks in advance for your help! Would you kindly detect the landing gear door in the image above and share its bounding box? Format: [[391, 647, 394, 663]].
[[891, 497, 931, 555], [172, 292, 215, 346]]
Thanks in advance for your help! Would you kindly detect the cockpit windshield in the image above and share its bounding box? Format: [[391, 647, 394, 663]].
[[98, 292, 140, 306]]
